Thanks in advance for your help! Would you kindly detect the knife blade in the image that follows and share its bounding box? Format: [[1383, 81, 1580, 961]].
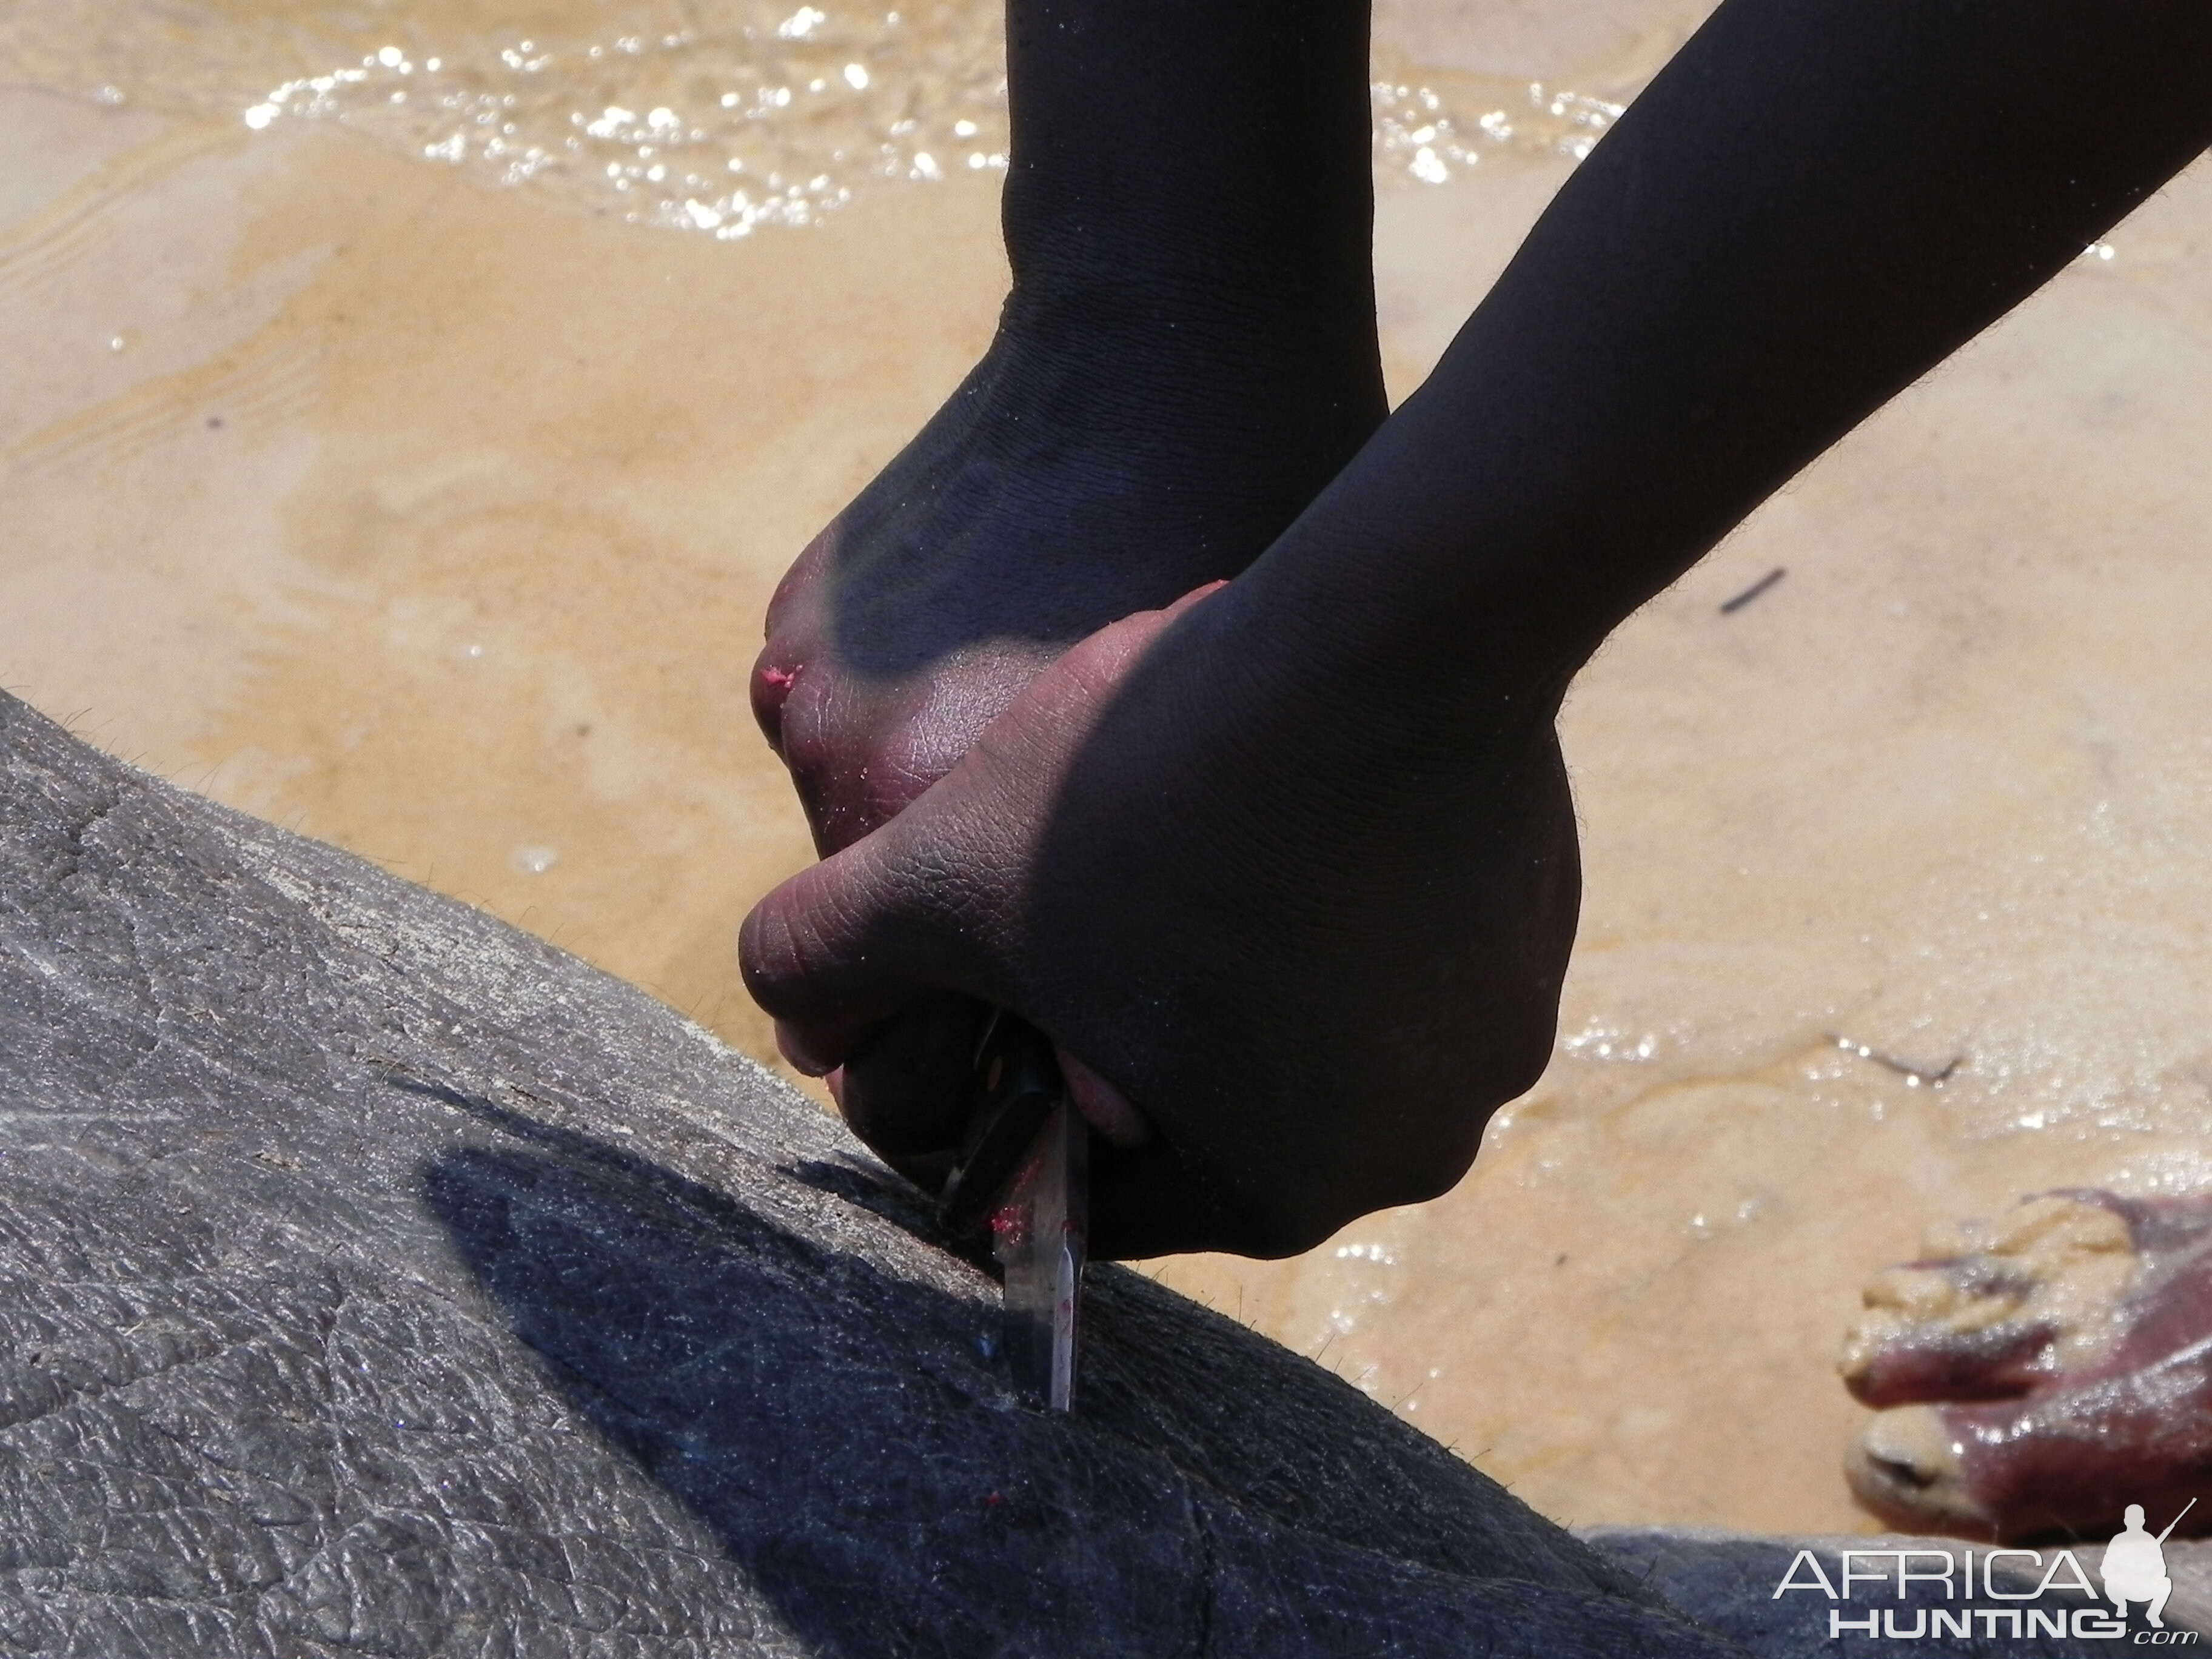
[[939, 1012, 1089, 1412]]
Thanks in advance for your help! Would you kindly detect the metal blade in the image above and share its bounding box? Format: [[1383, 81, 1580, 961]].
[[939, 1014, 1089, 1412], [994, 1094, 1088, 1410]]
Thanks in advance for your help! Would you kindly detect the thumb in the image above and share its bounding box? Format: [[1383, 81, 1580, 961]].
[[739, 824, 965, 1075]]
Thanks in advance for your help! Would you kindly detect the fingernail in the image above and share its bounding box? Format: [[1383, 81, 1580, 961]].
[[776, 1020, 842, 1078], [1059, 1049, 1154, 1148]]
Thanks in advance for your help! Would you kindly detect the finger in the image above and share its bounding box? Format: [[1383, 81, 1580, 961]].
[[1035, 580, 1224, 707], [1056, 1048, 1153, 1148], [1086, 1135, 1238, 1260], [740, 825, 961, 1075], [838, 994, 994, 1160], [1087, 1117, 1379, 1262], [775, 1019, 856, 1078]]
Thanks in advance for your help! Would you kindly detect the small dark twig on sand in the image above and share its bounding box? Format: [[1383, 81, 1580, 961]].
[[1719, 566, 1787, 613], [1827, 1032, 1962, 1088]]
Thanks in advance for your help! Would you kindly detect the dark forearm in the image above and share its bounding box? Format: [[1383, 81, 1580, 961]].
[[998, 0, 1376, 343], [1249, 0, 2212, 699]]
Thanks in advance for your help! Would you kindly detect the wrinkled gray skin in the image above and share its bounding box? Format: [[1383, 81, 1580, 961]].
[[0, 688, 1754, 1658]]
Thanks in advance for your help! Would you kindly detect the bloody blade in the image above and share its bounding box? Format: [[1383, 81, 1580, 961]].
[[939, 1013, 1089, 1411]]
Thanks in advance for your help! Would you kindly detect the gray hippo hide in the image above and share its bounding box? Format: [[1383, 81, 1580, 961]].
[[0, 684, 1755, 1659]]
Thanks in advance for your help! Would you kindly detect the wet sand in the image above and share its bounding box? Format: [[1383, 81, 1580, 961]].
[[0, 73, 1005, 1071], [8, 0, 2212, 1535]]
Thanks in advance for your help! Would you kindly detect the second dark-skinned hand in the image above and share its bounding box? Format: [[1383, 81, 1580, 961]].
[[740, 581, 1580, 1259]]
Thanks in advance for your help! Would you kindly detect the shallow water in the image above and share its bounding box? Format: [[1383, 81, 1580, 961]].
[[6, 0, 2210, 1535]]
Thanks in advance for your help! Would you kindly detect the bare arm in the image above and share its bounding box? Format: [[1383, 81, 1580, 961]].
[[745, 0, 2212, 1258], [1256, 0, 2212, 695]]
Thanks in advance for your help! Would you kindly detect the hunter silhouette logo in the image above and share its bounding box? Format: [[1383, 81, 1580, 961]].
[[2103, 1501, 2194, 1631], [1772, 1500, 2203, 1643]]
